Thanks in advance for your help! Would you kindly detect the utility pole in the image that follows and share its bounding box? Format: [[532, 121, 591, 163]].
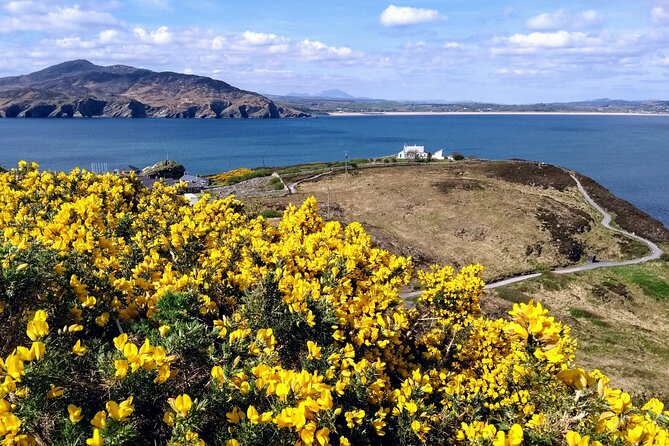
[[326, 176, 331, 220]]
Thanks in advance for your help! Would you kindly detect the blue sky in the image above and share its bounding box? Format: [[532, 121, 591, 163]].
[[0, 0, 668, 102]]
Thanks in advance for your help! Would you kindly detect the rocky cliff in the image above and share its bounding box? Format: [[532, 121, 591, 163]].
[[0, 60, 308, 119]]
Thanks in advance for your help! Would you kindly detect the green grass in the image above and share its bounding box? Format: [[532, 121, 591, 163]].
[[569, 307, 608, 327], [259, 209, 282, 218], [537, 272, 572, 291], [613, 267, 669, 301], [268, 177, 284, 190], [494, 287, 533, 304]]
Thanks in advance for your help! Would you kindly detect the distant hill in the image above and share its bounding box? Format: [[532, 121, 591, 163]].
[[272, 89, 364, 100], [317, 89, 356, 99], [0, 60, 308, 118]]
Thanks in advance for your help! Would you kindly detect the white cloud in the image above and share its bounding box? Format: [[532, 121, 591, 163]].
[[380, 5, 446, 27], [651, 6, 669, 25], [496, 68, 540, 76], [502, 31, 594, 50], [99, 29, 119, 43], [0, 2, 117, 33], [241, 31, 281, 46], [55, 37, 96, 49], [133, 26, 172, 44], [296, 39, 354, 61], [526, 9, 603, 31]]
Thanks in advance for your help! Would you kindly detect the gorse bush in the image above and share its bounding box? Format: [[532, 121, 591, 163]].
[[209, 168, 272, 185], [0, 161, 668, 445]]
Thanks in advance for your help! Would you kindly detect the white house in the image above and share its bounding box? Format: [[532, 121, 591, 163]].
[[397, 144, 429, 160], [433, 150, 455, 161]]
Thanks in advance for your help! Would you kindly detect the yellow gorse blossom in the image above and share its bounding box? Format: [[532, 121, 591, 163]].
[[26, 310, 48, 341], [106, 396, 134, 422], [68, 405, 83, 424], [168, 394, 192, 417], [72, 340, 87, 356], [86, 428, 104, 446]]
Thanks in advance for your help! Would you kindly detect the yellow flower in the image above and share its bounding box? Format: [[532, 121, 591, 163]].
[[226, 407, 245, 424], [163, 411, 175, 426], [307, 340, 322, 360], [566, 431, 590, 446], [339, 437, 351, 446], [226, 440, 240, 446], [68, 404, 83, 423], [72, 340, 87, 356], [113, 333, 128, 351], [95, 313, 110, 327], [86, 428, 104, 446], [276, 382, 290, 402], [316, 427, 330, 445], [154, 364, 171, 384], [246, 405, 273, 424], [68, 324, 84, 333], [30, 342, 45, 361], [26, 310, 49, 341], [47, 384, 64, 399], [493, 424, 523, 446], [526, 413, 546, 429], [211, 365, 225, 383], [345, 410, 365, 428], [642, 398, 665, 414], [168, 394, 192, 417], [115, 360, 129, 378], [91, 410, 107, 429], [158, 325, 170, 336], [106, 396, 134, 421]]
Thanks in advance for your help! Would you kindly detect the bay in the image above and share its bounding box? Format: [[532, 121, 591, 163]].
[[1, 114, 668, 226]]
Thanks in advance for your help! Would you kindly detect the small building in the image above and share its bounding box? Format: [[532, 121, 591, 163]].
[[433, 150, 455, 161], [397, 144, 429, 160], [179, 174, 210, 193], [139, 177, 176, 189]]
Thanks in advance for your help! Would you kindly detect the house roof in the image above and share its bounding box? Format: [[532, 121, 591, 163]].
[[179, 174, 210, 185], [140, 177, 176, 189]]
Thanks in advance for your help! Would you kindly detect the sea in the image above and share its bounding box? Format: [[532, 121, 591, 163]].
[[1, 114, 668, 226]]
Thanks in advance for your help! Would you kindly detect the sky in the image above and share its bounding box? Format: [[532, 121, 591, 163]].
[[0, 0, 668, 103]]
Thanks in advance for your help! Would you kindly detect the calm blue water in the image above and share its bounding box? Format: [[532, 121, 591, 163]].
[[1, 115, 668, 226]]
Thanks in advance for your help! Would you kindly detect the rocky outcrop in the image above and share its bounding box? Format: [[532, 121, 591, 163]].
[[0, 60, 308, 119], [76, 98, 106, 117], [140, 160, 186, 179]]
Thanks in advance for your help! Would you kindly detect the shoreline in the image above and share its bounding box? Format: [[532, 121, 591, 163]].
[[327, 111, 669, 117]]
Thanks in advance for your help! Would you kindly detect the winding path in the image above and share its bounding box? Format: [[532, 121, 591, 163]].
[[403, 171, 664, 298]]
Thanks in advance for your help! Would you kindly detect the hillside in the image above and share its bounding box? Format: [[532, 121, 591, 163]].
[[0, 60, 308, 119], [247, 161, 668, 281]]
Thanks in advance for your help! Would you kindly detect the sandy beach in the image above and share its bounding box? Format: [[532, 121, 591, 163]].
[[328, 111, 669, 117]]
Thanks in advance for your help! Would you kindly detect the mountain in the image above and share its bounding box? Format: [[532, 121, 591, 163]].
[[317, 89, 356, 99], [0, 60, 308, 118]]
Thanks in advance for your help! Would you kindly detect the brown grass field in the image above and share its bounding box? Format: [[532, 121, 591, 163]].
[[247, 161, 653, 281]]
